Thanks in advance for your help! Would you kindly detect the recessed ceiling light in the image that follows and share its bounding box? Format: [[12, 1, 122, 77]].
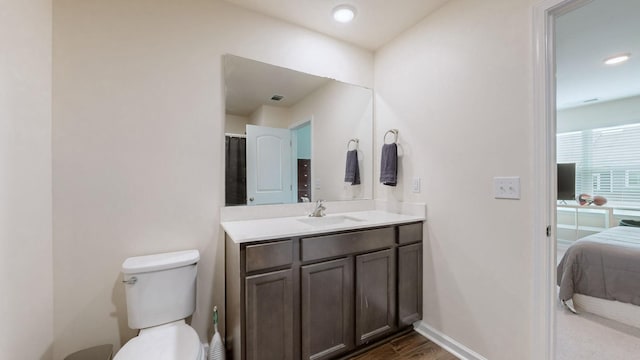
[[332, 5, 356, 23], [603, 53, 631, 65]]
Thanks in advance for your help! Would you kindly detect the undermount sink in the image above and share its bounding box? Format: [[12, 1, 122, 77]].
[[297, 215, 365, 227]]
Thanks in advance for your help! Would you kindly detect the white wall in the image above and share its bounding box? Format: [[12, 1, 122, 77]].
[[0, 0, 53, 359], [249, 105, 291, 128], [52, 0, 373, 359], [558, 95, 640, 132], [374, 0, 535, 358], [225, 114, 250, 135]]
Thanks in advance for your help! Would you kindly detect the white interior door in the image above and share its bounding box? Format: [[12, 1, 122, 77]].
[[246, 124, 293, 205]]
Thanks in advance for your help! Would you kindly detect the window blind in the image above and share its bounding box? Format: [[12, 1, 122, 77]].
[[557, 123, 640, 205]]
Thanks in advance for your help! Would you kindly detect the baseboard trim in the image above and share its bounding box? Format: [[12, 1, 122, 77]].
[[414, 321, 487, 360]]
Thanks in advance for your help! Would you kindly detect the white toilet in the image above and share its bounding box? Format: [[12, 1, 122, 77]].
[[114, 250, 205, 360]]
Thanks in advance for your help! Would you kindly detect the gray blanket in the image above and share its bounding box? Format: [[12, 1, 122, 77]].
[[557, 226, 640, 305]]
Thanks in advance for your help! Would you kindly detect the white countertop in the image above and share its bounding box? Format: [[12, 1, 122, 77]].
[[221, 210, 425, 243]]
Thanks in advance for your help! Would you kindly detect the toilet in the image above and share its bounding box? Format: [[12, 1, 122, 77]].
[[114, 250, 205, 360]]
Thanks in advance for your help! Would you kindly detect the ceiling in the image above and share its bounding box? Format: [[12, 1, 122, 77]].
[[556, 0, 640, 109], [222, 0, 450, 50], [225, 55, 330, 116]]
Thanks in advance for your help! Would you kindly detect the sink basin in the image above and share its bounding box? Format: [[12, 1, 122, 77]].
[[298, 215, 365, 227]]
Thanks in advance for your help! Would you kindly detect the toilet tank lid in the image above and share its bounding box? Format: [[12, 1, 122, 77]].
[[122, 250, 200, 274]]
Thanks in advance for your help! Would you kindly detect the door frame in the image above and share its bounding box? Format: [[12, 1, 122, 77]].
[[531, 0, 592, 359], [289, 115, 313, 204], [290, 117, 314, 202]]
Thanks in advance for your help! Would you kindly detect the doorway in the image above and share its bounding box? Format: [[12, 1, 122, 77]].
[[291, 121, 312, 202], [534, 0, 640, 359], [532, 0, 587, 359]]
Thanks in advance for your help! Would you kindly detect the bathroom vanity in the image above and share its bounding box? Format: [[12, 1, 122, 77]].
[[223, 211, 424, 360]]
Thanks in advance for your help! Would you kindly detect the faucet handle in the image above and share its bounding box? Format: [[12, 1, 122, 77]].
[[317, 200, 326, 216], [308, 199, 326, 217]]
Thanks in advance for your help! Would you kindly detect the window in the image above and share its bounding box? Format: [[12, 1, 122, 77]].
[[557, 123, 640, 206], [626, 170, 640, 188], [592, 171, 612, 192]]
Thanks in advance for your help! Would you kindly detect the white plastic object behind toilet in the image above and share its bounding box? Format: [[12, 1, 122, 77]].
[[114, 250, 205, 360]]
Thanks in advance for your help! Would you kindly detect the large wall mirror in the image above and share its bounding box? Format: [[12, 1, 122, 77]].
[[224, 55, 373, 206]]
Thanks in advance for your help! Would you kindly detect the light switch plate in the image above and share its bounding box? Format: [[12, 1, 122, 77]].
[[412, 177, 421, 193], [494, 176, 520, 199]]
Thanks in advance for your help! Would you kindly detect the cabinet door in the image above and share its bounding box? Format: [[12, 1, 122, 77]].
[[245, 269, 293, 360], [398, 243, 423, 327], [301, 258, 354, 360], [355, 249, 396, 345]]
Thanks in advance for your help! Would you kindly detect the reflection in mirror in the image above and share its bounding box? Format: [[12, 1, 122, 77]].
[[224, 55, 373, 206]]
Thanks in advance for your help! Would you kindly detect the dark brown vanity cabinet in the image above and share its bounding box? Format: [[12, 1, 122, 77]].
[[225, 222, 423, 360], [301, 258, 354, 360], [397, 223, 423, 327], [355, 249, 396, 345], [397, 243, 422, 327], [245, 269, 294, 360]]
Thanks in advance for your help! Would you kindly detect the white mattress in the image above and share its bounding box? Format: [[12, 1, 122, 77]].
[[573, 293, 640, 329]]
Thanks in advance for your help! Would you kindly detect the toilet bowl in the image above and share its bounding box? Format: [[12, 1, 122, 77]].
[[113, 250, 204, 360], [114, 320, 204, 360]]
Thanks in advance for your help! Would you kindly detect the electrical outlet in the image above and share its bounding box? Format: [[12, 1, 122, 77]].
[[494, 176, 520, 199]]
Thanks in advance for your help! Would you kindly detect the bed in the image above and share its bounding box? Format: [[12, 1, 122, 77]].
[[557, 225, 640, 327]]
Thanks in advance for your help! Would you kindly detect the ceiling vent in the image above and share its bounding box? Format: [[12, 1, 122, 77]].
[[270, 95, 284, 101]]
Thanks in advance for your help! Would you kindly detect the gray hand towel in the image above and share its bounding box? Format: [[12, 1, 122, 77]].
[[380, 143, 397, 186], [344, 150, 361, 185]]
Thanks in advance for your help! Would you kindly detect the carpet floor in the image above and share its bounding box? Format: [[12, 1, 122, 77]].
[[556, 302, 640, 360]]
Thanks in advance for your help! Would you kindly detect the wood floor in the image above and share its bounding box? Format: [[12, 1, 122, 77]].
[[349, 331, 457, 360]]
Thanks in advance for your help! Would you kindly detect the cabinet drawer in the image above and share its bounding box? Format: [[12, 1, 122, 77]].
[[398, 223, 422, 245], [245, 240, 293, 273], [301, 228, 394, 262]]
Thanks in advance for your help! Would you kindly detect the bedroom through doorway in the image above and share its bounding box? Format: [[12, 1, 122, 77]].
[[538, 0, 640, 359]]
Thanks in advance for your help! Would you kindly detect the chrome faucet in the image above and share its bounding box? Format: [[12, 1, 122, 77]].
[[309, 200, 326, 217]]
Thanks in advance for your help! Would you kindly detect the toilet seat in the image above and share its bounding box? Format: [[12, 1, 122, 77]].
[[114, 320, 204, 360]]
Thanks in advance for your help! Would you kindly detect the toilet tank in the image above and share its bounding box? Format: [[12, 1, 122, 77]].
[[122, 250, 200, 329]]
